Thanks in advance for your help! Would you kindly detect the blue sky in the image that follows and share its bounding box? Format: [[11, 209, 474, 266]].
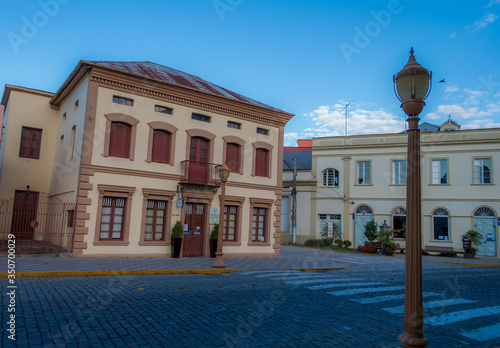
[[1, 0, 499, 146]]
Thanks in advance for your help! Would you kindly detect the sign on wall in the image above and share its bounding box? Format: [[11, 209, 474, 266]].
[[209, 207, 220, 224]]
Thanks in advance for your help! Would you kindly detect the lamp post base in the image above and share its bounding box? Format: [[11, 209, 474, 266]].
[[212, 252, 225, 268], [399, 332, 429, 348]]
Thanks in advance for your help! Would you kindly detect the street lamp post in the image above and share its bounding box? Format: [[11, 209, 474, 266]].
[[212, 163, 230, 268], [394, 48, 432, 348]]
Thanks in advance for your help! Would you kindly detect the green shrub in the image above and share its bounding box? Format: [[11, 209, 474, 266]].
[[364, 220, 378, 242], [210, 223, 219, 239], [343, 240, 352, 248], [322, 238, 333, 246], [304, 239, 323, 247], [334, 239, 343, 247], [171, 220, 183, 238]]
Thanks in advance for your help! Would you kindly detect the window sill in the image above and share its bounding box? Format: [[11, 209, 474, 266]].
[[93, 240, 130, 246], [354, 184, 372, 186], [222, 241, 242, 246], [248, 242, 271, 247], [429, 184, 451, 186], [471, 183, 495, 186], [138, 241, 170, 246], [430, 240, 453, 243]]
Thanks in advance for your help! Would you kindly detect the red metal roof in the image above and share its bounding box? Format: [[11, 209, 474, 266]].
[[90, 61, 278, 110]]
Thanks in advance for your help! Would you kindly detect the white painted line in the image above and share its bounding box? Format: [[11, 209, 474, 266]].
[[425, 306, 500, 326], [238, 270, 299, 276], [254, 271, 303, 277], [383, 298, 476, 314], [353, 292, 440, 304], [461, 322, 500, 341], [268, 274, 344, 281], [327, 286, 405, 296], [308, 282, 384, 290], [286, 277, 361, 285]]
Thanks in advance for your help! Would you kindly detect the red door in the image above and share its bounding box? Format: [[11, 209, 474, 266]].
[[183, 203, 206, 257], [189, 137, 209, 184], [11, 191, 39, 240]]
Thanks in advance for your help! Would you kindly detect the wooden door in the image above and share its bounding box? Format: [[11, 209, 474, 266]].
[[188, 137, 208, 184], [183, 203, 206, 257], [11, 190, 39, 240]]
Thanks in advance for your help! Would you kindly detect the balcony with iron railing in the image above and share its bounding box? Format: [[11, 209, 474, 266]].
[[180, 161, 222, 186]]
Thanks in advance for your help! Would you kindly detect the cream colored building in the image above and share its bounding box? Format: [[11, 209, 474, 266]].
[[1, 61, 293, 257], [283, 122, 500, 257]]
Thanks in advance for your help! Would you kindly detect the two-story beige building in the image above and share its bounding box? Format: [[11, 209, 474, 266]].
[[283, 121, 500, 257], [0, 61, 294, 257]]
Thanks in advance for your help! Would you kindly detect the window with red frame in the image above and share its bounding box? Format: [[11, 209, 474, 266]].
[[252, 207, 267, 242], [144, 200, 167, 241], [152, 130, 171, 164], [19, 127, 42, 159], [226, 143, 240, 173], [223, 205, 238, 241], [99, 197, 125, 240], [109, 122, 131, 158], [255, 148, 268, 177]]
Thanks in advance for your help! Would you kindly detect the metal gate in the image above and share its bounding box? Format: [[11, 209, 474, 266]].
[[0, 192, 76, 255]]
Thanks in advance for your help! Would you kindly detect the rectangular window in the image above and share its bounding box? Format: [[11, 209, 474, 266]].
[[19, 127, 42, 159], [154, 105, 173, 114], [109, 122, 131, 158], [432, 159, 448, 184], [227, 121, 241, 129], [99, 197, 125, 240], [357, 161, 371, 185], [255, 148, 268, 177], [474, 158, 491, 184], [152, 130, 170, 164], [226, 143, 240, 173], [113, 96, 133, 106], [191, 113, 211, 122], [224, 205, 238, 241], [144, 200, 166, 241], [257, 127, 269, 135], [67, 210, 75, 228], [252, 207, 267, 242], [392, 160, 407, 185]]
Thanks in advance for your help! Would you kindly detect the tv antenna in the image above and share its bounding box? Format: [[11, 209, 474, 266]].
[[341, 101, 354, 136]]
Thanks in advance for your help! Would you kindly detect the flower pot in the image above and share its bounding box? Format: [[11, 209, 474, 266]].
[[209, 239, 217, 258], [171, 238, 182, 258]]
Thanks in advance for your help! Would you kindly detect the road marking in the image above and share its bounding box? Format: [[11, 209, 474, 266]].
[[285, 277, 362, 285], [425, 306, 500, 326], [254, 271, 303, 277], [383, 298, 476, 314], [461, 322, 500, 341], [268, 274, 344, 281], [353, 292, 441, 304], [309, 281, 384, 290], [327, 286, 405, 296]]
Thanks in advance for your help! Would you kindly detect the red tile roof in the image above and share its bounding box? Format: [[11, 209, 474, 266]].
[[90, 61, 278, 110]]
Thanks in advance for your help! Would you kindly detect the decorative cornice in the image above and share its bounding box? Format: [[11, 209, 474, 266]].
[[90, 75, 289, 127]]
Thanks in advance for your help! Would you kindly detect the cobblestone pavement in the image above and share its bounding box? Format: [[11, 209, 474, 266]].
[[2, 248, 500, 347]]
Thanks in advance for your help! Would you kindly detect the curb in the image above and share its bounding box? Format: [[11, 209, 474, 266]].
[[0, 267, 345, 278], [438, 261, 500, 267]]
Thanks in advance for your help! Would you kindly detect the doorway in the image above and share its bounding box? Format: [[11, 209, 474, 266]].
[[11, 190, 39, 240], [183, 203, 206, 257], [189, 137, 209, 185]]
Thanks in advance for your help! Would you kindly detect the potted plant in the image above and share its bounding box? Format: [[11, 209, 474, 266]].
[[209, 223, 219, 258], [461, 229, 483, 258], [364, 220, 378, 246], [378, 229, 395, 256], [171, 220, 183, 258]]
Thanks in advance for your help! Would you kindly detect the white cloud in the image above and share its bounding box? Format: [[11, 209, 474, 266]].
[[472, 13, 499, 30], [448, 32, 457, 39], [485, 0, 500, 8], [284, 132, 299, 146], [445, 84, 459, 93]]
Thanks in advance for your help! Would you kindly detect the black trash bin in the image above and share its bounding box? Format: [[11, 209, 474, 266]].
[[462, 237, 473, 259]]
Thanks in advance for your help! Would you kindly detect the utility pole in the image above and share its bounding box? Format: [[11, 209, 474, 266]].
[[341, 101, 354, 136], [291, 156, 297, 244]]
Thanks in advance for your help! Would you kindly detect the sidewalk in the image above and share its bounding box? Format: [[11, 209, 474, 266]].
[[2, 246, 499, 277]]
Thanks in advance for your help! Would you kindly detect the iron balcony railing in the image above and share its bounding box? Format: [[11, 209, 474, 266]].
[[180, 161, 222, 186]]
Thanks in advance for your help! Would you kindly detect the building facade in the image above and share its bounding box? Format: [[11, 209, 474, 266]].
[[283, 123, 500, 257], [1, 61, 293, 257]]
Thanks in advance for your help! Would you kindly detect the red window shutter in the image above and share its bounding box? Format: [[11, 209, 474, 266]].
[[110, 122, 131, 158], [152, 130, 170, 163], [255, 148, 268, 177], [226, 143, 240, 173]]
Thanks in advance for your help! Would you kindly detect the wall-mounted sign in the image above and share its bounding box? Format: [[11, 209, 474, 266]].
[[176, 199, 184, 208]]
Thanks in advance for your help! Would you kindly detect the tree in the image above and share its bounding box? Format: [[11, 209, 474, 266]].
[[364, 220, 378, 242]]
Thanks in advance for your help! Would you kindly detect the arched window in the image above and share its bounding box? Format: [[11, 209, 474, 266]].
[[322, 169, 339, 186], [433, 208, 449, 241], [392, 207, 406, 238], [355, 205, 372, 215], [152, 130, 171, 164], [109, 122, 131, 158], [474, 207, 495, 217]]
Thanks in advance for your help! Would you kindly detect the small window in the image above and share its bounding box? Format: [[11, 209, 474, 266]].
[[474, 158, 491, 184], [255, 148, 269, 177], [392, 160, 407, 185], [223, 205, 238, 241], [357, 161, 371, 185], [227, 121, 241, 129], [74, 100, 79, 111], [99, 197, 126, 240], [226, 143, 240, 173], [67, 126, 76, 161], [109, 122, 131, 158], [322, 169, 339, 187], [144, 200, 167, 241], [191, 113, 211, 122], [257, 127, 269, 135], [433, 208, 449, 240], [19, 127, 42, 159], [62, 112, 67, 120], [152, 130, 171, 164], [113, 96, 133, 106], [432, 159, 448, 184], [252, 207, 267, 242], [154, 105, 173, 114]]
